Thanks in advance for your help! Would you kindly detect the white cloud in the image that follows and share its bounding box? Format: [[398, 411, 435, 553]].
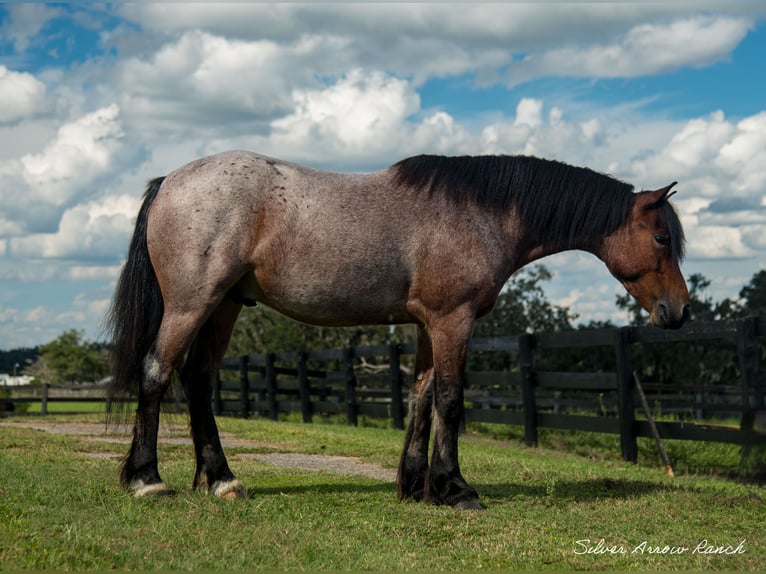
[[21, 105, 123, 201], [0, 293, 112, 349], [268, 70, 420, 159], [479, 98, 608, 161], [409, 112, 473, 156], [117, 30, 342, 135], [625, 109, 766, 260], [715, 111, 766, 193], [629, 111, 735, 190], [0, 105, 126, 236], [117, 5, 763, 87], [0, 66, 48, 123], [685, 224, 754, 260], [741, 225, 766, 251], [507, 16, 752, 86], [514, 98, 544, 129], [1, 4, 62, 53], [12, 194, 138, 263], [66, 265, 122, 282]]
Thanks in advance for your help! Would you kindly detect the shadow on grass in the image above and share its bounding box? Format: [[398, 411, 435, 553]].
[[245, 476, 681, 504], [248, 481, 394, 498], [477, 477, 680, 503]]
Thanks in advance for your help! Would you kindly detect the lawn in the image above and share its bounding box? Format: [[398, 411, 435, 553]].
[[0, 413, 763, 571]]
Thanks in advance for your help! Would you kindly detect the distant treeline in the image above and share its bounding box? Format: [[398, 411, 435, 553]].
[[0, 347, 38, 374]]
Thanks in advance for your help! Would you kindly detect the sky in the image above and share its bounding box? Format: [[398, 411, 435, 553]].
[[0, 2, 765, 350]]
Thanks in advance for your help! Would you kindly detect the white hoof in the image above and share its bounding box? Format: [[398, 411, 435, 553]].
[[130, 479, 169, 498], [211, 479, 247, 499]]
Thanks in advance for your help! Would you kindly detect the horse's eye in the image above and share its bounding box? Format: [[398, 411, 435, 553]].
[[654, 235, 669, 246]]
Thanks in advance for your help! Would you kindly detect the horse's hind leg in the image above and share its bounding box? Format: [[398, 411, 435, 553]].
[[121, 313, 203, 497], [121, 356, 171, 496], [397, 325, 434, 501], [181, 299, 246, 499]]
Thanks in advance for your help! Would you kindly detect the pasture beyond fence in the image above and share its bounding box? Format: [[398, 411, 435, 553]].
[[4, 317, 764, 463]]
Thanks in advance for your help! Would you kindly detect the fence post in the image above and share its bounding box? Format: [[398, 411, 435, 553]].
[[214, 370, 222, 416], [297, 352, 312, 423], [519, 333, 538, 447], [239, 355, 250, 419], [343, 348, 358, 426], [41, 383, 48, 416], [615, 326, 638, 463], [737, 317, 763, 431], [265, 353, 278, 421], [389, 343, 405, 430]]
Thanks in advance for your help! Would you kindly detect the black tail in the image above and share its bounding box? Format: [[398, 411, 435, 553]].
[[106, 177, 166, 414]]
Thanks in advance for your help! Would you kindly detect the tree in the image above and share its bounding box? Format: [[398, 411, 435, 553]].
[[0, 347, 38, 374], [467, 265, 575, 371], [25, 330, 108, 384], [473, 264, 575, 338], [737, 270, 766, 316]]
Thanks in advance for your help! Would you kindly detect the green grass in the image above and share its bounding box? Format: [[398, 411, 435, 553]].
[[0, 414, 763, 571], [22, 401, 107, 415]]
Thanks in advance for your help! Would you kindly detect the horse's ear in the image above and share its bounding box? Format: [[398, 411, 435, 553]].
[[643, 182, 678, 210]]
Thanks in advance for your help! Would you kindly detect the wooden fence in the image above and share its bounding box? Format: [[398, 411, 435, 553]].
[[216, 316, 766, 462], [3, 316, 764, 462], [0, 381, 106, 415]]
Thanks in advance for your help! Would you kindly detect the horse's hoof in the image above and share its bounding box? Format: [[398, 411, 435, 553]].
[[454, 498, 485, 511], [211, 479, 248, 499], [130, 479, 169, 498]]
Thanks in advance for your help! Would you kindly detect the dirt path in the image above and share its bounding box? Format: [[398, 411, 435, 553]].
[[1, 419, 396, 482]]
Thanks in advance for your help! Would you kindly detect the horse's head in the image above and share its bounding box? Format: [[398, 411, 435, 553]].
[[601, 182, 690, 329]]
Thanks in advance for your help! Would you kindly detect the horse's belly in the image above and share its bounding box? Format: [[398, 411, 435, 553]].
[[240, 260, 413, 327]]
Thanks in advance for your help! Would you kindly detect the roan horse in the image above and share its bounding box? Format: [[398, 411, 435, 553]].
[[108, 152, 690, 509]]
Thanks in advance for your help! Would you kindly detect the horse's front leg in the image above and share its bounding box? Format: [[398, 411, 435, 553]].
[[397, 325, 434, 501], [424, 313, 483, 510]]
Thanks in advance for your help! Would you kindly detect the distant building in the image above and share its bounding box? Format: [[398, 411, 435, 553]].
[[0, 374, 34, 386]]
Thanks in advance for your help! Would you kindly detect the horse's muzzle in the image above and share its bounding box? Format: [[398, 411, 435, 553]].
[[652, 301, 691, 329]]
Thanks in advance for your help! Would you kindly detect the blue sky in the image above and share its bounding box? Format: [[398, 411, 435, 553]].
[[0, 3, 765, 350]]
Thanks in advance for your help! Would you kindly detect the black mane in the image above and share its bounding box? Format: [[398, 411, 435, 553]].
[[392, 154, 683, 257]]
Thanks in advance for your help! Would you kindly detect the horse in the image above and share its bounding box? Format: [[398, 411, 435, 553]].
[[107, 151, 690, 509]]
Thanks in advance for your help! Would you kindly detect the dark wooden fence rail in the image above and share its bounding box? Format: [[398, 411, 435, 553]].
[[217, 316, 766, 461]]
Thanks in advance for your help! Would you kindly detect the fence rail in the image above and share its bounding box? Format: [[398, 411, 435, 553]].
[[3, 317, 764, 462], [216, 316, 766, 460]]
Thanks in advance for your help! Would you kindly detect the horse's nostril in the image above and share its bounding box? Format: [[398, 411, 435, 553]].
[[682, 304, 691, 323], [657, 303, 668, 321]]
